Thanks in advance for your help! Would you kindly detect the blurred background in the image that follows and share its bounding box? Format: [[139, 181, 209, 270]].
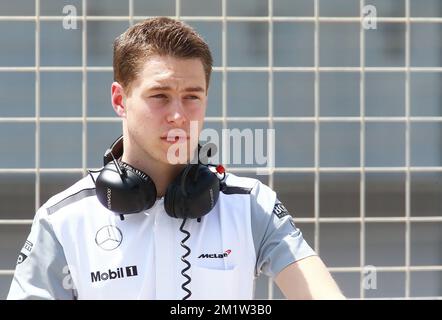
[[0, 0, 441, 299]]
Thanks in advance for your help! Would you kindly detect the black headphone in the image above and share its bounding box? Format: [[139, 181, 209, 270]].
[[94, 135, 224, 220]]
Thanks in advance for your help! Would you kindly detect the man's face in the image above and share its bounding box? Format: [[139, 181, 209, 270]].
[[114, 55, 208, 165]]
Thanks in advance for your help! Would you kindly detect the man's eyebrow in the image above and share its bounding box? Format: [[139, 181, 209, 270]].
[[145, 85, 205, 93], [183, 86, 205, 93], [146, 85, 172, 92]]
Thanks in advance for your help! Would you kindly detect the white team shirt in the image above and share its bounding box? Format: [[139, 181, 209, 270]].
[[7, 172, 316, 300]]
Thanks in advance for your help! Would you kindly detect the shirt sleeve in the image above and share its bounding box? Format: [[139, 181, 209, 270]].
[[7, 208, 76, 300], [250, 181, 317, 278]]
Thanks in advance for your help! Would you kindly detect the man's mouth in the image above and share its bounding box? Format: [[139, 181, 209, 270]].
[[161, 136, 188, 143], [161, 131, 189, 144]]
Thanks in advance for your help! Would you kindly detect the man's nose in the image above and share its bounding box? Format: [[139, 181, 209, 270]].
[[166, 98, 187, 125]]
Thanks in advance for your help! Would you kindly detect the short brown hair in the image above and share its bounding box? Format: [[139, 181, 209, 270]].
[[113, 17, 213, 94]]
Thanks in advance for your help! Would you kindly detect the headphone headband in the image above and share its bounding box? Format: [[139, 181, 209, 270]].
[[103, 135, 124, 166]]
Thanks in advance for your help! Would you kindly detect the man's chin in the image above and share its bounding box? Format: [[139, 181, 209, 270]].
[[160, 151, 191, 165], [160, 144, 196, 165]]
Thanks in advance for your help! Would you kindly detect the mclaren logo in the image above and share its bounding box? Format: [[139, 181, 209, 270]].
[[95, 225, 123, 251], [91, 265, 138, 283], [198, 249, 232, 259]]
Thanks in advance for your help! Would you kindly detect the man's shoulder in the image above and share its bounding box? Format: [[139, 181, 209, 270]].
[[41, 174, 97, 215], [223, 172, 259, 193], [224, 173, 277, 217]]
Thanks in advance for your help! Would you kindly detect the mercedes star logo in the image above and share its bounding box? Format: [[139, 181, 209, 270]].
[[95, 225, 123, 251]]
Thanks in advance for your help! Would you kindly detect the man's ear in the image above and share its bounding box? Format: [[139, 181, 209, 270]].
[[111, 82, 127, 117]]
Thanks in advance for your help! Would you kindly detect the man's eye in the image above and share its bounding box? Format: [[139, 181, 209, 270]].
[[151, 94, 167, 99], [185, 95, 199, 100]]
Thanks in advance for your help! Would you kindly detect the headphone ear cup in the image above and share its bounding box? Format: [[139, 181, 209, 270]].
[[96, 162, 157, 214], [164, 164, 220, 219]]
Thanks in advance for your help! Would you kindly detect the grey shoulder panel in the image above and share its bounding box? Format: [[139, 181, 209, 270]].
[[46, 188, 96, 215], [250, 182, 316, 278]]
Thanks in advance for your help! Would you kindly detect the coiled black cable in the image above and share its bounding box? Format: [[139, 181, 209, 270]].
[[179, 218, 192, 300]]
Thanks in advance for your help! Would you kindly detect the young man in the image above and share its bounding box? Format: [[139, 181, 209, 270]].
[[8, 17, 344, 300]]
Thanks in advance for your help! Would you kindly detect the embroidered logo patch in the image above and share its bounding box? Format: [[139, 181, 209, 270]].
[[17, 240, 34, 265], [273, 202, 289, 219]]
